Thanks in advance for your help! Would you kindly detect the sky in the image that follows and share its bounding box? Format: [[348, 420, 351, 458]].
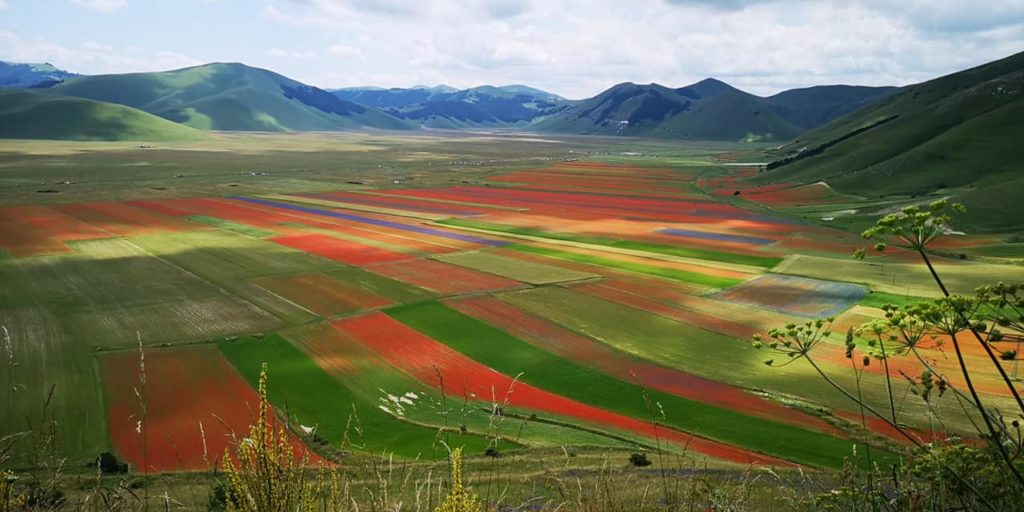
[[0, 0, 1021, 99]]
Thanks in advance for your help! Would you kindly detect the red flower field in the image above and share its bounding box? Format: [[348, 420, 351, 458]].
[[0, 205, 110, 256], [102, 346, 314, 472], [332, 312, 795, 466], [270, 233, 415, 266], [447, 295, 841, 435]]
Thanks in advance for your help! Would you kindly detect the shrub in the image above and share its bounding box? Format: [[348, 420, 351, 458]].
[[629, 452, 652, 467], [95, 451, 128, 474]]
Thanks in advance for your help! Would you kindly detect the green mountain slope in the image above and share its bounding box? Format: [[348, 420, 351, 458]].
[[760, 51, 1024, 231], [763, 85, 898, 130], [535, 79, 893, 141], [0, 89, 201, 141], [333, 84, 571, 128], [48, 63, 409, 132], [0, 60, 79, 88]]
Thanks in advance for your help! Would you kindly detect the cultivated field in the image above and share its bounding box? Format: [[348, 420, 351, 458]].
[[0, 132, 1019, 474]]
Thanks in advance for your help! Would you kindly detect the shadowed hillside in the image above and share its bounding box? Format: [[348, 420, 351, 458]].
[[760, 50, 1024, 231], [0, 89, 201, 141], [48, 63, 410, 132], [536, 79, 895, 141]]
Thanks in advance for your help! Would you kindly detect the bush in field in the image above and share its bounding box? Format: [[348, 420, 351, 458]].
[[94, 452, 127, 474], [629, 452, 652, 467], [755, 200, 1024, 511]]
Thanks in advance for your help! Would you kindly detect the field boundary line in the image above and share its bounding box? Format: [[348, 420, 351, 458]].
[[352, 190, 528, 212], [429, 222, 765, 274], [120, 238, 288, 327], [255, 193, 449, 221]]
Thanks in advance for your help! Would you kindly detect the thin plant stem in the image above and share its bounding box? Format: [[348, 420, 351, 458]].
[[919, 248, 1024, 413]]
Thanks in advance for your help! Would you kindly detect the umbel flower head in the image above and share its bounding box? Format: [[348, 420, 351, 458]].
[[854, 199, 965, 259]]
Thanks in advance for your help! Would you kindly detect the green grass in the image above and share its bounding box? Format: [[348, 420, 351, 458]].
[[0, 238, 281, 347], [498, 286, 990, 434], [386, 301, 887, 468], [776, 254, 1024, 298], [508, 244, 743, 288], [132, 230, 337, 281], [49, 63, 409, 132], [859, 291, 929, 309], [281, 323, 638, 450], [0, 305, 108, 462], [324, 267, 436, 303], [0, 89, 201, 141], [218, 333, 495, 458], [440, 219, 781, 268], [188, 215, 277, 238], [962, 243, 1024, 259], [757, 51, 1024, 232], [434, 250, 597, 285]]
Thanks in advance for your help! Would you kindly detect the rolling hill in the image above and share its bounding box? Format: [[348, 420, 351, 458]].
[[47, 63, 410, 132], [760, 50, 1024, 231], [0, 60, 79, 88], [535, 79, 896, 141], [0, 89, 201, 141], [330, 85, 459, 109], [333, 84, 571, 128]]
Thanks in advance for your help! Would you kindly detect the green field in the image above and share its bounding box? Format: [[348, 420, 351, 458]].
[[386, 301, 884, 468], [218, 334, 494, 458], [440, 218, 783, 268], [509, 244, 744, 288], [434, 250, 598, 285], [498, 286, 991, 433], [0, 131, 1014, 477], [280, 323, 643, 450], [775, 254, 1024, 298]]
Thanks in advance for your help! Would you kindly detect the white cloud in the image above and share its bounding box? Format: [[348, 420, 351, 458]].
[[0, 30, 199, 74], [327, 44, 364, 59], [0, 1, 8, 10], [268, 48, 319, 60], [259, 0, 1022, 98], [69, 0, 127, 13]]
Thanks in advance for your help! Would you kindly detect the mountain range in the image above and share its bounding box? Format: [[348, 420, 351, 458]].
[[0, 59, 906, 140], [333, 83, 573, 128], [0, 52, 1019, 154], [332, 84, 570, 128], [41, 63, 410, 132], [536, 79, 897, 140], [759, 50, 1024, 231], [0, 60, 78, 88]]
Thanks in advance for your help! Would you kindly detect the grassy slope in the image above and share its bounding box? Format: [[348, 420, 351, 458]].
[[48, 63, 408, 132], [759, 51, 1024, 231], [387, 301, 881, 468], [0, 90, 201, 141], [537, 82, 803, 141], [218, 334, 494, 458]]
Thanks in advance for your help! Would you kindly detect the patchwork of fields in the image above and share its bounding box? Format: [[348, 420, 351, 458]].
[[2, 156, 1019, 473]]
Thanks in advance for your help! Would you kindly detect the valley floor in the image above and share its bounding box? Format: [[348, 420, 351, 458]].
[[0, 133, 1020, 481]]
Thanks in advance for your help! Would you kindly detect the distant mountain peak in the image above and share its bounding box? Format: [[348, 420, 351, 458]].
[[0, 60, 79, 89], [679, 78, 737, 98]]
